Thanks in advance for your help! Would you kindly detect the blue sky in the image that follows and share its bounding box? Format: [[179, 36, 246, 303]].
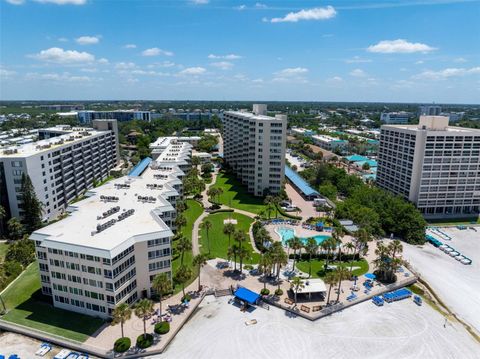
[[1, 0, 479, 103]]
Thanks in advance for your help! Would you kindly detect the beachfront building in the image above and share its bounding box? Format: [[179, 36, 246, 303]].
[[311, 134, 348, 151], [30, 139, 192, 318], [223, 104, 287, 196], [77, 110, 151, 124], [380, 112, 413, 124], [149, 136, 201, 161], [0, 121, 119, 224], [377, 115, 480, 218]]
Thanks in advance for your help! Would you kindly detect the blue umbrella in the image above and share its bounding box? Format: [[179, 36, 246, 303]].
[[365, 273, 376, 280]]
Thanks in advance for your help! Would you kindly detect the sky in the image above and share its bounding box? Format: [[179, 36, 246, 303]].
[[0, 0, 479, 103]]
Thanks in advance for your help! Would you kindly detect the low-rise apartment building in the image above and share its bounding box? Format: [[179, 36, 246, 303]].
[[0, 121, 119, 224], [377, 116, 480, 218], [311, 134, 348, 151], [30, 139, 192, 318], [77, 110, 151, 124], [380, 111, 414, 124], [223, 104, 287, 196]]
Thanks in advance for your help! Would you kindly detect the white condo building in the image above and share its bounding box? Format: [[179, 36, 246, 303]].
[[380, 111, 413, 124], [0, 120, 119, 224], [77, 110, 151, 124], [377, 116, 480, 218], [223, 105, 287, 196], [30, 138, 192, 318]]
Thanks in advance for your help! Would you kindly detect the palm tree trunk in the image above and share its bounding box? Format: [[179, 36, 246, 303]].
[[159, 293, 163, 319], [292, 249, 296, 270], [336, 278, 343, 302], [121, 321, 124, 338], [198, 265, 201, 291], [350, 248, 356, 272], [143, 317, 146, 338], [309, 253, 312, 277], [182, 284, 186, 298], [327, 284, 333, 303]]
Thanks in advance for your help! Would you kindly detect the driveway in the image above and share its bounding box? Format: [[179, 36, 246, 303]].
[[285, 183, 318, 220]]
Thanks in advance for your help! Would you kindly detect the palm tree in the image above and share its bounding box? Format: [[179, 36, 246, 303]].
[[174, 265, 193, 298], [335, 267, 351, 302], [223, 222, 235, 248], [192, 253, 208, 291], [175, 213, 187, 231], [176, 200, 186, 214], [324, 271, 338, 304], [111, 303, 132, 338], [207, 188, 218, 204], [343, 241, 356, 272], [152, 273, 172, 320], [264, 195, 274, 219], [202, 220, 213, 255], [270, 242, 288, 290], [290, 276, 305, 305], [134, 299, 154, 339], [234, 230, 248, 271], [258, 253, 273, 290], [228, 244, 239, 271], [216, 188, 223, 203], [176, 235, 192, 265], [321, 237, 337, 271], [304, 238, 318, 278], [7, 217, 24, 241], [333, 227, 345, 262], [287, 237, 303, 271]]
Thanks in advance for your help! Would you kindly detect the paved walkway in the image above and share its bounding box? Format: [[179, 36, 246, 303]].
[[285, 183, 318, 220]]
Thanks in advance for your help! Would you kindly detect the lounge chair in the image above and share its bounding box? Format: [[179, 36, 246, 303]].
[[312, 305, 322, 312], [78, 355, 89, 359], [245, 319, 258, 326], [35, 343, 52, 357], [300, 305, 311, 313], [54, 350, 71, 359]]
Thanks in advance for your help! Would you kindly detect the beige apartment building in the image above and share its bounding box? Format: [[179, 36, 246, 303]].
[[377, 116, 480, 218], [30, 138, 192, 318], [223, 104, 287, 196]]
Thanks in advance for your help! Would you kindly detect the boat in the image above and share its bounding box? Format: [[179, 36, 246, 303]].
[[449, 251, 460, 257], [54, 349, 71, 359], [443, 247, 454, 252], [35, 343, 52, 356]]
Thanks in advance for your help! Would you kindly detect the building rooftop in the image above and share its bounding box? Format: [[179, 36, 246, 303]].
[[312, 134, 347, 143], [225, 110, 284, 121], [0, 126, 105, 157], [382, 116, 480, 133]]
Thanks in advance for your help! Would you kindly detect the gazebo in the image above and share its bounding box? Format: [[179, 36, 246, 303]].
[[296, 278, 327, 299]]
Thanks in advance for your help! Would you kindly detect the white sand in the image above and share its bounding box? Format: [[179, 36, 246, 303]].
[[160, 295, 479, 359], [403, 227, 480, 332]]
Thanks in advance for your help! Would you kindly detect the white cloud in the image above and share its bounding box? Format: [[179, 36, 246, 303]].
[[349, 68, 367, 77], [6, 0, 25, 5], [345, 56, 371, 64], [142, 48, 174, 57], [147, 61, 176, 68], [270, 6, 336, 23], [190, 0, 209, 4], [178, 67, 206, 75], [57, 37, 69, 42], [80, 67, 97, 73], [97, 58, 109, 64], [30, 47, 95, 64], [208, 54, 242, 60], [255, 2, 267, 9], [75, 36, 100, 45], [252, 78, 264, 83], [33, 0, 87, 4], [115, 62, 136, 70], [414, 67, 480, 80], [123, 44, 137, 49], [0, 67, 17, 78], [275, 67, 308, 76], [235, 4, 246, 10], [210, 61, 234, 70], [26, 72, 92, 82], [415, 60, 424, 65], [327, 76, 343, 82], [367, 39, 436, 54], [454, 57, 467, 63]]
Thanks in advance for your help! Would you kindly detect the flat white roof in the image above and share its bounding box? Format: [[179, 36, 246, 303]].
[[225, 110, 281, 121], [296, 278, 327, 294]]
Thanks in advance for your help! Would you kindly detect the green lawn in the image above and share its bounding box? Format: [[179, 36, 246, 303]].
[[296, 259, 369, 278], [211, 171, 267, 215], [427, 217, 480, 226], [1, 263, 104, 342], [199, 212, 260, 264], [0, 242, 8, 262], [172, 199, 203, 294]]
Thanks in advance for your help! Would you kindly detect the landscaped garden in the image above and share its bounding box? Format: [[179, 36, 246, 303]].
[[210, 171, 266, 215], [0, 242, 8, 262], [0, 263, 104, 342], [296, 258, 369, 279], [199, 212, 261, 264], [172, 199, 203, 293]]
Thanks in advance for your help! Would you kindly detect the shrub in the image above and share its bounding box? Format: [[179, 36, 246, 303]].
[[182, 294, 192, 302], [114, 337, 131, 353], [275, 288, 284, 296], [209, 208, 234, 214], [154, 321, 170, 335], [136, 333, 153, 349], [276, 205, 302, 220], [243, 264, 253, 270], [260, 288, 270, 295]]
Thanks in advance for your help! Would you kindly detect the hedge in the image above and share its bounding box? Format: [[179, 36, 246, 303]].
[[276, 205, 302, 220], [209, 208, 234, 214], [136, 333, 154, 349], [114, 337, 131, 353], [154, 321, 170, 335]]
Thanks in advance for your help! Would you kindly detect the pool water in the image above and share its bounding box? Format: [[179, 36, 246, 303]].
[[277, 227, 331, 246]]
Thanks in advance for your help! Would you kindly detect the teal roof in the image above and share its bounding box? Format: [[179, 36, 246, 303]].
[[345, 154, 368, 162], [285, 166, 319, 197]]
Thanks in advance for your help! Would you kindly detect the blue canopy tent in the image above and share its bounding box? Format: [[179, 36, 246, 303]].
[[365, 273, 376, 280], [315, 221, 324, 231], [234, 287, 260, 305]]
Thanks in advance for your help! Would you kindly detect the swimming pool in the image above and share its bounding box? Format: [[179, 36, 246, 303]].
[[277, 227, 331, 246]]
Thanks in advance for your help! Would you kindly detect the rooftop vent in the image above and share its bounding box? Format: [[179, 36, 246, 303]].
[[114, 183, 130, 189], [137, 195, 157, 203], [117, 208, 135, 221], [100, 195, 119, 202], [96, 218, 117, 233], [146, 183, 163, 190], [101, 206, 120, 218]]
